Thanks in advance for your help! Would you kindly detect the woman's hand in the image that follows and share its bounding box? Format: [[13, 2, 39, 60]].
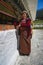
[[16, 24, 21, 29]]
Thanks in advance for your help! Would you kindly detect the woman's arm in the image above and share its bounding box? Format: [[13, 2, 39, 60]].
[[16, 24, 21, 29]]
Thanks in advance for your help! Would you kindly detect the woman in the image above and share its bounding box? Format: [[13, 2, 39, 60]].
[[16, 11, 32, 56]]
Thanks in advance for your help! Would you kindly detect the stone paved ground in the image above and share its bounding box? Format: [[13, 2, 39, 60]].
[[15, 29, 43, 65]]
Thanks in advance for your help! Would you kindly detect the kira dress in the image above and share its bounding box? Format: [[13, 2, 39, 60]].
[[19, 18, 32, 56]]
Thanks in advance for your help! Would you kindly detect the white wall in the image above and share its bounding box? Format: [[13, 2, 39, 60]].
[[22, 0, 38, 21], [27, 0, 38, 21], [0, 29, 19, 65]]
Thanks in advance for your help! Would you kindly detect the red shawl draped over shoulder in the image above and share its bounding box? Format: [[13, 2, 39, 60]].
[[20, 18, 32, 38]]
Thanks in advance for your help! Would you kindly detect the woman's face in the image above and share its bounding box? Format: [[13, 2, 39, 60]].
[[22, 13, 27, 19]]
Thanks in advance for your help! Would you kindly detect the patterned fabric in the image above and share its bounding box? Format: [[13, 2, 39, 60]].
[[19, 18, 32, 38], [19, 18, 32, 55]]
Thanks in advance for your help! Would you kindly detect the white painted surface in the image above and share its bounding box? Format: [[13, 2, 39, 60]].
[[22, 0, 38, 20], [0, 29, 19, 65]]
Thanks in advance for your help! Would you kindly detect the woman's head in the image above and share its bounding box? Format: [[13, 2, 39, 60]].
[[21, 11, 27, 19]]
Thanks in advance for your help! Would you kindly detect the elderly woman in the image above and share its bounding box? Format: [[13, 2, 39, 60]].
[[16, 11, 32, 56]]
